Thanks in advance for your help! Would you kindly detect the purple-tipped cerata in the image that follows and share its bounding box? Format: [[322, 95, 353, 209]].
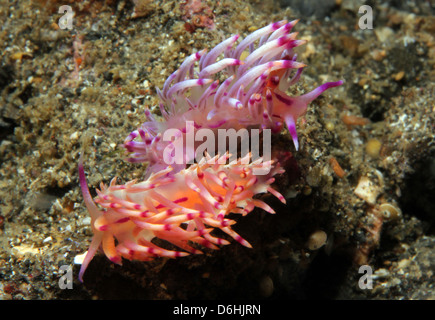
[[123, 20, 343, 174]]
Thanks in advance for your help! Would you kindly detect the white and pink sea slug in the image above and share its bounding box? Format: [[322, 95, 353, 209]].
[[123, 20, 343, 175], [77, 21, 343, 282], [78, 153, 285, 282]]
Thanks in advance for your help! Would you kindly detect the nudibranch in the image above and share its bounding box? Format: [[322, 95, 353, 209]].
[[78, 153, 285, 282], [77, 20, 343, 281], [123, 20, 343, 175]]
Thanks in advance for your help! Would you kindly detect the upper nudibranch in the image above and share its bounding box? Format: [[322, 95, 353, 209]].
[[123, 20, 343, 175]]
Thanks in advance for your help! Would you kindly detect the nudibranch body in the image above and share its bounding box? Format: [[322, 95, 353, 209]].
[[78, 20, 343, 281], [78, 153, 285, 281], [123, 20, 343, 174]]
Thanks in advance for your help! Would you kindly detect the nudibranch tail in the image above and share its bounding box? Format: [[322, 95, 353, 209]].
[[269, 80, 345, 150], [78, 153, 104, 282]]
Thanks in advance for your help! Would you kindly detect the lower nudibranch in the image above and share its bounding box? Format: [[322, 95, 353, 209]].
[[78, 153, 285, 281]]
